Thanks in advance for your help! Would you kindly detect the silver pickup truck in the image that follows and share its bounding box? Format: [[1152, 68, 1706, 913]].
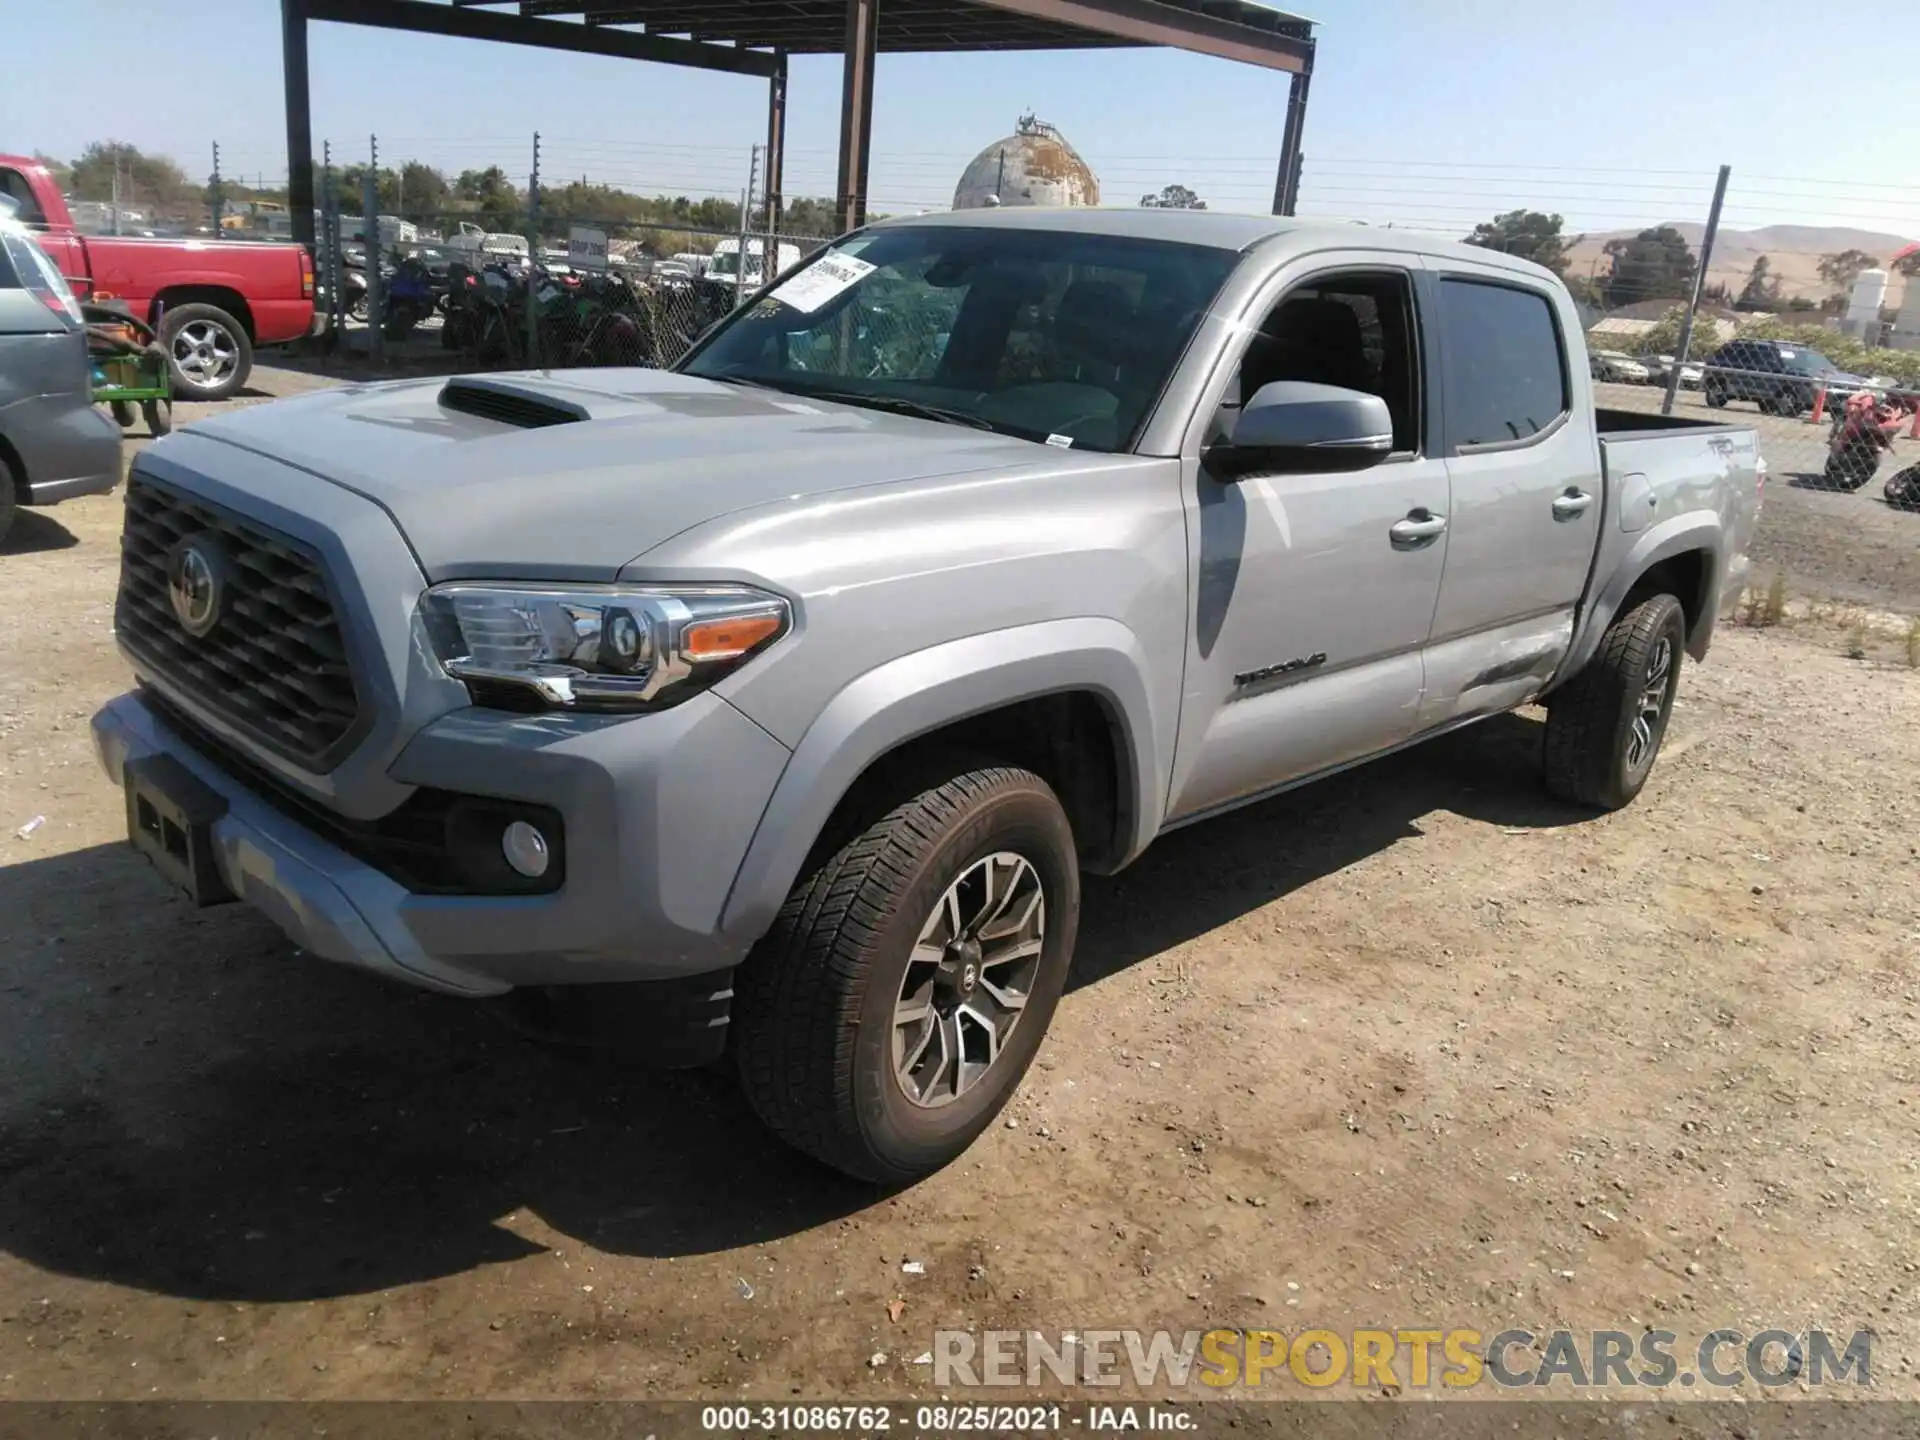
[[92, 210, 1761, 1181]]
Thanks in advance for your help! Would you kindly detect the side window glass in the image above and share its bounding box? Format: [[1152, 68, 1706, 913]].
[[1437, 278, 1568, 448], [1228, 271, 1421, 454], [0, 170, 47, 227]]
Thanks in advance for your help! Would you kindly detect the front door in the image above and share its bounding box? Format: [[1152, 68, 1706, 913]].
[[1165, 260, 1450, 824], [1419, 270, 1600, 728]]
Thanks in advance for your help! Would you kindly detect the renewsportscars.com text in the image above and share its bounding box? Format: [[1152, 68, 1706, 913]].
[[933, 1327, 1873, 1391]]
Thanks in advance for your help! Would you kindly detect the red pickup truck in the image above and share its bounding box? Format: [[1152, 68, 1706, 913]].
[[1, 155, 314, 401]]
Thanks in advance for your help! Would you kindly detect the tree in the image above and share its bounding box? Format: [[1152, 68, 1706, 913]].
[[1600, 226, 1697, 309], [1463, 209, 1576, 276], [1817, 248, 1878, 293], [1738, 254, 1780, 309], [65, 141, 192, 211], [398, 161, 449, 217], [1139, 183, 1206, 210], [1895, 247, 1920, 279], [33, 152, 71, 188], [453, 166, 521, 227]]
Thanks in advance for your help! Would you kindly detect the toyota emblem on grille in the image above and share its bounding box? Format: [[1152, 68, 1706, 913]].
[[167, 537, 228, 638]]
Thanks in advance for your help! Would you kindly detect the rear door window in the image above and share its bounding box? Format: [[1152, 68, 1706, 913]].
[[1436, 278, 1568, 449]]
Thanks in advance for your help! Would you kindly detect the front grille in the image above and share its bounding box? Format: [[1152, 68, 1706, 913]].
[[117, 477, 364, 769]]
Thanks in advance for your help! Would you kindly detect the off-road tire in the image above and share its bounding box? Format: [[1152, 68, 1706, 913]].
[[1544, 594, 1686, 811], [109, 400, 136, 428], [733, 765, 1079, 1183]]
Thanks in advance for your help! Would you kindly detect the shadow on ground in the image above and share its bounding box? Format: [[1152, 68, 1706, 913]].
[[0, 511, 79, 555], [0, 712, 1581, 1303]]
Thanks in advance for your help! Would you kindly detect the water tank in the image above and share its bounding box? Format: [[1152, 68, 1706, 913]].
[[953, 115, 1099, 211], [1892, 280, 1920, 354], [1843, 267, 1888, 342]]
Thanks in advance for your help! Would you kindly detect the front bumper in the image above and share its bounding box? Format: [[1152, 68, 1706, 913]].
[[92, 685, 791, 1002]]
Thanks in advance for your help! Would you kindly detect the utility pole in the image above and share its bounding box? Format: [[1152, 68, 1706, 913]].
[[526, 131, 542, 365], [1662, 164, 1731, 417], [365, 133, 384, 362], [210, 141, 225, 232], [736, 145, 760, 307]]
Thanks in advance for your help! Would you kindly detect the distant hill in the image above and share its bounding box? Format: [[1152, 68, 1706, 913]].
[[1564, 223, 1914, 306]]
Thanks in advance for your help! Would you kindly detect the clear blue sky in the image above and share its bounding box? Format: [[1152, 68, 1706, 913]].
[[2, 0, 1914, 244]]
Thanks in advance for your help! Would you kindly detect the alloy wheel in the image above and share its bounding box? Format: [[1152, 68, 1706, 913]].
[[1625, 635, 1674, 775], [892, 852, 1046, 1109], [172, 319, 239, 390]]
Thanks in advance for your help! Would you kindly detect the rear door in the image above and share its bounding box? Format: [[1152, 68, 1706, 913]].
[[1417, 266, 1602, 728]]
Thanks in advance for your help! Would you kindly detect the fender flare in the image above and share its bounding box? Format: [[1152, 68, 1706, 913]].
[[1554, 514, 1725, 687], [718, 617, 1167, 943]]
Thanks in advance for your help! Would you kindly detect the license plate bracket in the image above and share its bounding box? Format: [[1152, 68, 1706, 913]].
[[124, 753, 235, 907]]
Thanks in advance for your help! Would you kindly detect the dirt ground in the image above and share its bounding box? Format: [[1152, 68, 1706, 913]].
[[3, 370, 1919, 1405]]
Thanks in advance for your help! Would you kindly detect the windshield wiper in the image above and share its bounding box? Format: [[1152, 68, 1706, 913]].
[[776, 387, 1002, 433]]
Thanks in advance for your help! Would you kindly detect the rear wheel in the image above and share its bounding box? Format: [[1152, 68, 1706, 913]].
[[1543, 594, 1686, 811], [142, 398, 172, 437], [732, 764, 1080, 1182], [1703, 383, 1727, 409], [163, 303, 251, 402], [109, 400, 136, 428]]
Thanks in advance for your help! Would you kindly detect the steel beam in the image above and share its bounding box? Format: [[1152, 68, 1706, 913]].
[[281, 0, 317, 253], [972, 0, 1308, 72], [1271, 41, 1312, 216], [301, 0, 780, 77], [835, 0, 878, 232], [765, 51, 788, 232]]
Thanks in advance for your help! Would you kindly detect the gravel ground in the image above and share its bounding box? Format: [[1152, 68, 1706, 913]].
[[2, 369, 1918, 1406]]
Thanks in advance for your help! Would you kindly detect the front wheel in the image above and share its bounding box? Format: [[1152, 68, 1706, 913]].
[[732, 765, 1080, 1182], [1703, 384, 1727, 409], [1543, 594, 1686, 811]]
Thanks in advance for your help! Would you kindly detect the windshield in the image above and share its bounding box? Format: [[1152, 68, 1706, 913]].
[[709, 251, 752, 276], [1781, 348, 1837, 376], [678, 225, 1238, 452]]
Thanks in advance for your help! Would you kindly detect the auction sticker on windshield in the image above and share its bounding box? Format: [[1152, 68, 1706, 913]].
[[771, 254, 876, 314]]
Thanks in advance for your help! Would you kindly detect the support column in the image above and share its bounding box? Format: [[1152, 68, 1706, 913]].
[[282, 0, 317, 252], [765, 50, 787, 234], [1271, 42, 1314, 218], [835, 0, 878, 233]]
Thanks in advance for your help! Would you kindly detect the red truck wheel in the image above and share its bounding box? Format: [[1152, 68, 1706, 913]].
[[163, 304, 252, 403]]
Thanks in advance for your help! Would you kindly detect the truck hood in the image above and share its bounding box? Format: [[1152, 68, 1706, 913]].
[[185, 369, 1050, 580]]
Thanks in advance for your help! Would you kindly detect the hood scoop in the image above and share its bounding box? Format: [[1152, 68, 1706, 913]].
[[438, 376, 591, 429]]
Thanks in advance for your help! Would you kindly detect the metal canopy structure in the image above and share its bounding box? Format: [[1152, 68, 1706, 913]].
[[280, 0, 1316, 253]]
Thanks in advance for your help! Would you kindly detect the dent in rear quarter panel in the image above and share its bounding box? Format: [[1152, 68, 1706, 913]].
[[632, 454, 1192, 760]]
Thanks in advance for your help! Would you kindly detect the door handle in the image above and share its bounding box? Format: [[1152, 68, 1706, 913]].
[[1552, 488, 1595, 520], [1389, 509, 1448, 547]]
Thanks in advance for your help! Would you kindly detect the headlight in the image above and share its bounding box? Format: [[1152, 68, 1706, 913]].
[[421, 582, 790, 712]]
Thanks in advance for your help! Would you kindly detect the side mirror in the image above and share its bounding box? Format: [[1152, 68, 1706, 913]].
[[1209, 380, 1394, 479]]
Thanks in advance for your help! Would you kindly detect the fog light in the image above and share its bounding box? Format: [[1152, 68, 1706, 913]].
[[501, 820, 551, 879]]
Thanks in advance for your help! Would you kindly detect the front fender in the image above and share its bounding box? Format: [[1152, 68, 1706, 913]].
[[717, 617, 1165, 943], [1555, 513, 1724, 687]]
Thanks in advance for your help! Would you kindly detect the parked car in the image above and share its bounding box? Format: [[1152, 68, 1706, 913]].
[[1643, 354, 1704, 389], [1702, 338, 1870, 416], [0, 215, 121, 544], [1, 154, 314, 403], [1590, 349, 1651, 384], [93, 210, 1762, 1181]]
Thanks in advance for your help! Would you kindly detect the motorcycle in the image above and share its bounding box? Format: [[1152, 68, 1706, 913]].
[[1824, 392, 1910, 491], [382, 253, 439, 340]]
